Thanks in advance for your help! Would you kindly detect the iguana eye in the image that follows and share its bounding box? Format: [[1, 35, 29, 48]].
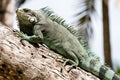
[[23, 8, 30, 13]]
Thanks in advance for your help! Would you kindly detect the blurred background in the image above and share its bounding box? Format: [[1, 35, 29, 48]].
[[0, 0, 120, 75]]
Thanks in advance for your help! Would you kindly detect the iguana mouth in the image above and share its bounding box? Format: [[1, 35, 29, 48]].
[[16, 8, 35, 36]]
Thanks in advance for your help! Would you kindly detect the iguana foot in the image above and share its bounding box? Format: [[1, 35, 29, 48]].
[[60, 59, 78, 73], [55, 57, 66, 63], [55, 57, 66, 72], [14, 30, 29, 40], [67, 64, 77, 73]]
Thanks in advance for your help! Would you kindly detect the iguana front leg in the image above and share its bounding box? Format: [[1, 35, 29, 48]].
[[17, 31, 42, 43], [17, 25, 43, 43]]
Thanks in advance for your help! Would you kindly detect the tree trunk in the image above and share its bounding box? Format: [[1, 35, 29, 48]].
[[0, 23, 100, 80], [0, 0, 15, 27], [102, 0, 113, 68]]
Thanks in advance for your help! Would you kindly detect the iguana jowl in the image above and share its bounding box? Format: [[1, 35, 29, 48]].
[[16, 7, 120, 80]]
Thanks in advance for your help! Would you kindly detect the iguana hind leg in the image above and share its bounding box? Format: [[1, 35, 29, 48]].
[[61, 51, 79, 72]]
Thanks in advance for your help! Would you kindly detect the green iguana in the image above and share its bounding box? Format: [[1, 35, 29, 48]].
[[16, 7, 120, 80]]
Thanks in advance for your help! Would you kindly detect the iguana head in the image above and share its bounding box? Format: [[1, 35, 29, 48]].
[[16, 8, 38, 35], [16, 8, 51, 35], [16, 8, 38, 26]]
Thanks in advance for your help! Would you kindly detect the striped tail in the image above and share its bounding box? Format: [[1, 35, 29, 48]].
[[79, 57, 120, 80], [99, 65, 120, 80]]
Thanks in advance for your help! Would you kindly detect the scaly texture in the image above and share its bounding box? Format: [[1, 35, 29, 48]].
[[40, 7, 98, 59], [16, 7, 120, 80]]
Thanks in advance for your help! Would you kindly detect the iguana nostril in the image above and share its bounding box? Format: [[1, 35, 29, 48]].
[[16, 9, 19, 13]]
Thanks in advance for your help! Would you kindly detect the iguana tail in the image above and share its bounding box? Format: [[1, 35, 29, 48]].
[[80, 56, 120, 80]]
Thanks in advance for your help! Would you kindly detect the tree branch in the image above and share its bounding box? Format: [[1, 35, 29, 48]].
[[0, 23, 100, 80]]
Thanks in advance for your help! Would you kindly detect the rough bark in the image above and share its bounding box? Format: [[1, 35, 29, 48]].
[[0, 23, 100, 80]]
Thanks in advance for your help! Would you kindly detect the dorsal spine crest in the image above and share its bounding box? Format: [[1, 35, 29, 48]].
[[40, 7, 98, 58]]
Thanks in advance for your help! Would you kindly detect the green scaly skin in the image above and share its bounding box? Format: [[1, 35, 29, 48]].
[[16, 8, 120, 80]]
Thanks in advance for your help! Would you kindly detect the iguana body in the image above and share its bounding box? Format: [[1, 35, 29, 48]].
[[16, 7, 120, 80]]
